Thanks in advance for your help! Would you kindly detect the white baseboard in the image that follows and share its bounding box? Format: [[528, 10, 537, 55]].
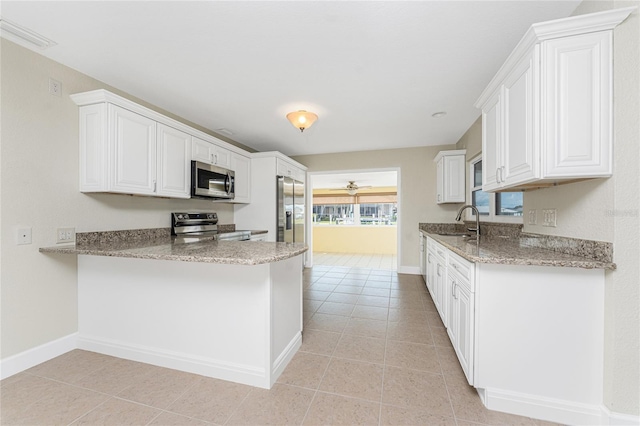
[[397, 265, 421, 275], [601, 406, 640, 425], [0, 333, 77, 380], [481, 387, 640, 426], [270, 332, 302, 387], [77, 334, 273, 389]]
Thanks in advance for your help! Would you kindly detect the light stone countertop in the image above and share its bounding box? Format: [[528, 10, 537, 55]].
[[40, 237, 308, 266], [422, 230, 615, 270]]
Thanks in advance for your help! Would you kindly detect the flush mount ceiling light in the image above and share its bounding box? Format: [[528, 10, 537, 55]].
[[0, 19, 57, 49], [431, 111, 447, 118], [286, 110, 318, 132]]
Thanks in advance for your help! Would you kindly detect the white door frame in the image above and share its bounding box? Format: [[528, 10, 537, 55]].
[[304, 167, 401, 270]]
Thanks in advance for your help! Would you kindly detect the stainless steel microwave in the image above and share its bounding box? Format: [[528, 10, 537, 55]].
[[191, 161, 235, 200]]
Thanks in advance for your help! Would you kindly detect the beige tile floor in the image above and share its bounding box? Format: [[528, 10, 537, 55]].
[[313, 253, 397, 271], [0, 266, 556, 426]]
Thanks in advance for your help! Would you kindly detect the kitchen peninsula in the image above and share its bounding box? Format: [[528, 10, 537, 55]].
[[40, 229, 308, 389]]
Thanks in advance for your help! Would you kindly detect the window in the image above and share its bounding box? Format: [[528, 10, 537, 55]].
[[469, 155, 523, 222], [471, 160, 489, 216], [313, 202, 397, 226]]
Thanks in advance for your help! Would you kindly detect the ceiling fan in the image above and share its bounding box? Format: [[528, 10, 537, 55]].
[[328, 181, 372, 195]]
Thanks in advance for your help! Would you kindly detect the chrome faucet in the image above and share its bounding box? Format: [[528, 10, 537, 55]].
[[455, 205, 480, 238]]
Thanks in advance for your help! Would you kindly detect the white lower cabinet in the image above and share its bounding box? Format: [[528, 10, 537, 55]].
[[427, 237, 475, 385], [424, 236, 607, 425], [446, 261, 475, 385], [419, 233, 426, 281]]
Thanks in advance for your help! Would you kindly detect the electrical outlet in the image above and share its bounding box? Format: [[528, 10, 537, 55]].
[[16, 227, 32, 245], [528, 209, 537, 225], [56, 227, 75, 243], [49, 78, 61, 97], [542, 209, 557, 227]]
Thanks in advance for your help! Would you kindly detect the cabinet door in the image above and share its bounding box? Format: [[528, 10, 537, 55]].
[[422, 246, 428, 285], [435, 259, 447, 326], [157, 124, 191, 198], [192, 137, 212, 164], [109, 105, 156, 195], [425, 250, 435, 296], [276, 158, 294, 177], [436, 158, 444, 204], [79, 103, 108, 192], [443, 155, 466, 203], [455, 283, 474, 385], [446, 274, 458, 343], [293, 167, 306, 184], [212, 145, 232, 168], [482, 92, 502, 192], [542, 31, 612, 178], [230, 152, 251, 204], [502, 45, 539, 187]]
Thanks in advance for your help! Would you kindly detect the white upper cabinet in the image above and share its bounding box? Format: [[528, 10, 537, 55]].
[[543, 32, 612, 178], [502, 45, 538, 187], [475, 7, 634, 192], [109, 105, 157, 195], [192, 137, 232, 168], [434, 150, 466, 204], [276, 158, 306, 183], [229, 152, 251, 204], [156, 123, 191, 198], [72, 89, 252, 200], [481, 92, 502, 192]]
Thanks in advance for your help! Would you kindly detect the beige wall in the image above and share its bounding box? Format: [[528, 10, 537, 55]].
[[455, 116, 482, 160], [293, 145, 459, 270], [313, 226, 397, 254], [454, 1, 640, 415], [570, 1, 639, 416], [0, 40, 239, 358]]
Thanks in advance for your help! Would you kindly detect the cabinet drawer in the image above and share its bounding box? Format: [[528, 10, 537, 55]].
[[448, 251, 474, 290], [427, 238, 447, 261], [433, 244, 447, 262]]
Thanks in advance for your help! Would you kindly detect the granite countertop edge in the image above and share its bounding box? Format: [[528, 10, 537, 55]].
[[39, 241, 308, 266], [421, 230, 615, 270]]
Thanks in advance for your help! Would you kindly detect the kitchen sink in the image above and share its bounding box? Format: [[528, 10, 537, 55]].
[[437, 232, 472, 237]]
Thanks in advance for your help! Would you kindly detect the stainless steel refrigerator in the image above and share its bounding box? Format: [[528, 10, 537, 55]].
[[277, 176, 305, 243]]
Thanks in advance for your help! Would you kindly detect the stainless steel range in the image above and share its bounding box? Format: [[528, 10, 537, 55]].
[[171, 212, 251, 242]]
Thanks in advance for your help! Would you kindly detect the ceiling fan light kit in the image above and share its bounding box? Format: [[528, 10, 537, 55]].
[[328, 180, 373, 195], [286, 110, 318, 132]]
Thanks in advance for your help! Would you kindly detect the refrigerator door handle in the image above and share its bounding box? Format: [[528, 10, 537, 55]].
[[285, 211, 292, 230]]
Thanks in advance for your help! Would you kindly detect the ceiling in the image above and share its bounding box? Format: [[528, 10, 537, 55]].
[[312, 171, 397, 190], [1, 1, 580, 157]]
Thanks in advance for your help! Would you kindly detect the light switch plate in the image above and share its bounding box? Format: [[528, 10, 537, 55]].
[[56, 227, 75, 243], [528, 209, 537, 225]]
